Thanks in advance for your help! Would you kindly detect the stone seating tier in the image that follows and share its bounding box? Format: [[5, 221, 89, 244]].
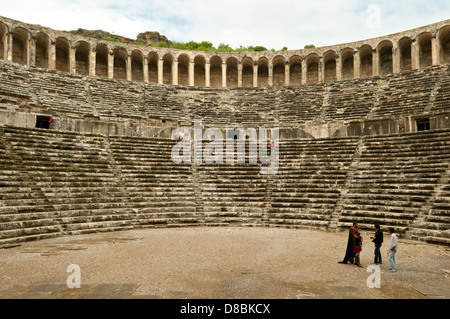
[[0, 125, 448, 245], [1, 61, 450, 130]]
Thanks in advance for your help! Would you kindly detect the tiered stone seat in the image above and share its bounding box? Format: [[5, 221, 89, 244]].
[[0, 128, 62, 244], [275, 85, 324, 125], [2, 60, 450, 130], [406, 177, 450, 245], [433, 65, 450, 113], [268, 137, 360, 229], [108, 135, 198, 227], [373, 67, 442, 118], [0, 126, 134, 244], [194, 140, 267, 226], [338, 129, 450, 235], [30, 69, 92, 118], [0, 63, 33, 110], [88, 78, 148, 120], [324, 79, 377, 121]]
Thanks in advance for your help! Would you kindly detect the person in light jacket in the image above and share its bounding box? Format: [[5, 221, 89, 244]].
[[388, 227, 398, 272]]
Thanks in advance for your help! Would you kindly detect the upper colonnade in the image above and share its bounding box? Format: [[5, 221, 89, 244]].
[[1, 16, 450, 88]]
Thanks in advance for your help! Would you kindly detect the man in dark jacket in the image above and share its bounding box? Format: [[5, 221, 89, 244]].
[[338, 223, 357, 264], [371, 224, 383, 264]]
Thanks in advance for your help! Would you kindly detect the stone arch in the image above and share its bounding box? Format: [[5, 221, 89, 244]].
[[272, 55, 285, 86], [113, 47, 127, 80], [340, 48, 354, 80], [0, 22, 7, 60], [74, 40, 90, 76], [438, 25, 450, 63], [95, 43, 109, 78], [35, 32, 50, 68], [131, 50, 144, 82], [226, 57, 238, 88], [257, 57, 269, 87], [12, 27, 30, 65], [398, 37, 412, 72], [359, 44, 373, 78], [194, 54, 206, 87], [417, 32, 432, 68], [210, 55, 222, 88], [377, 40, 393, 76], [305, 53, 319, 84], [162, 53, 173, 85], [323, 50, 337, 83], [147, 52, 158, 83], [241, 57, 254, 87], [177, 53, 189, 86], [55, 37, 70, 72], [289, 55, 302, 86], [178, 53, 191, 86]]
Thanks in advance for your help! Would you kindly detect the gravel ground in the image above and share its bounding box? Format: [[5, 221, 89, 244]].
[[0, 226, 449, 299]]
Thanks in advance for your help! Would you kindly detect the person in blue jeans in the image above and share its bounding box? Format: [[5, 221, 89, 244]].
[[371, 224, 383, 264], [388, 228, 398, 272]]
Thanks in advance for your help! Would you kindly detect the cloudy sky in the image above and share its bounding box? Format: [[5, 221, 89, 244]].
[[2, 0, 450, 50]]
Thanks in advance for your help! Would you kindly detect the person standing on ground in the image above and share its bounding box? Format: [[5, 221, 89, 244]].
[[371, 224, 383, 265], [351, 223, 363, 268], [388, 228, 398, 272], [338, 223, 357, 264]]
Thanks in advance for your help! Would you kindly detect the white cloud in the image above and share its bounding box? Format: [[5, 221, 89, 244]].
[[1, 0, 449, 50]]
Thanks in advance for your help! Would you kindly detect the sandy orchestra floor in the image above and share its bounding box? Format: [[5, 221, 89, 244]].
[[0, 226, 449, 299]]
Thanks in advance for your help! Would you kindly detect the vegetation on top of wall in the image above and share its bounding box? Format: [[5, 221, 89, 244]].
[[65, 28, 289, 52], [304, 44, 316, 49], [104, 36, 122, 43], [148, 41, 274, 52]]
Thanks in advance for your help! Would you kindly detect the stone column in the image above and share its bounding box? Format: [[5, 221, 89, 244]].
[[301, 59, 307, 85], [268, 63, 273, 86], [253, 62, 258, 87], [172, 58, 178, 85], [143, 56, 148, 83], [238, 62, 243, 87], [318, 59, 323, 83], [90, 48, 96, 77], [70, 47, 76, 74], [372, 48, 379, 76], [126, 54, 132, 81], [285, 61, 290, 86], [411, 40, 420, 70], [158, 57, 164, 84], [49, 40, 56, 70], [353, 50, 360, 79], [205, 60, 211, 87], [392, 44, 400, 74], [222, 61, 227, 88], [6, 32, 12, 62], [108, 51, 114, 79], [336, 55, 342, 81], [431, 35, 439, 65], [29, 35, 36, 67], [189, 59, 195, 86], [1, 33, 5, 60]]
